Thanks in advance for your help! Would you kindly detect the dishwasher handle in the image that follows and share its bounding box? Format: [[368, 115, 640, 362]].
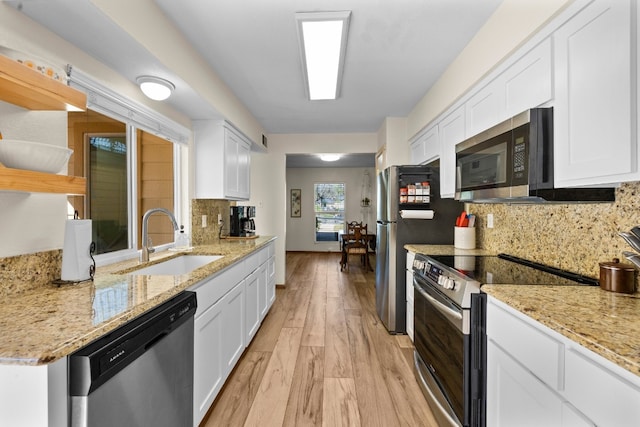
[[69, 291, 197, 396]]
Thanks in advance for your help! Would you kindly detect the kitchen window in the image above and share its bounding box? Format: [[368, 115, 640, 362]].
[[66, 69, 189, 265], [314, 182, 345, 242], [68, 110, 178, 259]]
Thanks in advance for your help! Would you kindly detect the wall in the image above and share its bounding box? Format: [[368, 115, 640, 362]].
[[245, 133, 378, 284], [286, 167, 376, 252], [377, 117, 409, 169], [471, 182, 640, 279], [90, 0, 265, 145], [0, 101, 67, 258]]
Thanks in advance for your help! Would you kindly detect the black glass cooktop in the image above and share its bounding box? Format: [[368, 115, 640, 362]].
[[427, 253, 599, 286]]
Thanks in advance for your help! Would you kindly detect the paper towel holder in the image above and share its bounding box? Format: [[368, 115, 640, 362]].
[[53, 240, 96, 286]]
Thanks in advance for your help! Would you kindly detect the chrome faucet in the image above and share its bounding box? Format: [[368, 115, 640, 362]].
[[141, 208, 179, 262]]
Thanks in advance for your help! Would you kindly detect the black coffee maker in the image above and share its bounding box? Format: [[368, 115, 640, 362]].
[[230, 206, 256, 237]]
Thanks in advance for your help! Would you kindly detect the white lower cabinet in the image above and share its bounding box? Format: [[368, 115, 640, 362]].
[[193, 290, 226, 423], [487, 296, 640, 427], [221, 281, 245, 373], [488, 340, 563, 427], [405, 250, 415, 342], [191, 241, 276, 426], [245, 269, 260, 343]]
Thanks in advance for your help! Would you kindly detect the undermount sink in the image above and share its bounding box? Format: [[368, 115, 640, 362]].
[[129, 255, 223, 275]]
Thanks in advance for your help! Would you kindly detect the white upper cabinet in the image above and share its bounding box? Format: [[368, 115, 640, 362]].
[[553, 0, 635, 187], [409, 123, 439, 165], [439, 105, 465, 198], [466, 77, 506, 138], [194, 120, 251, 200], [503, 37, 553, 118], [466, 38, 553, 138]]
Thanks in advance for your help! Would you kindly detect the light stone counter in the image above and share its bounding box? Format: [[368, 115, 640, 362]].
[[404, 243, 495, 256], [0, 236, 276, 365], [483, 285, 640, 377], [404, 244, 640, 378]]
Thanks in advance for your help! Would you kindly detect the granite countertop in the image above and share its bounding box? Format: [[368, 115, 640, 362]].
[[0, 236, 276, 366], [405, 244, 640, 378]]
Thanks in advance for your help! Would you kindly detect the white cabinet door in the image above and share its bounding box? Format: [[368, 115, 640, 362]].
[[193, 296, 225, 425], [553, 0, 635, 186], [410, 139, 425, 165], [422, 124, 440, 164], [503, 38, 553, 117], [258, 263, 268, 320], [466, 37, 552, 139], [564, 348, 640, 427], [405, 251, 415, 342], [194, 120, 251, 200], [267, 255, 276, 309], [410, 124, 439, 165], [221, 280, 246, 374], [487, 340, 564, 427], [237, 137, 251, 198], [466, 78, 506, 138], [562, 402, 596, 427], [245, 269, 260, 343], [439, 105, 465, 198], [193, 278, 245, 426]]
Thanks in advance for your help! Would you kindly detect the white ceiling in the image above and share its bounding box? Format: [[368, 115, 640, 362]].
[[7, 0, 502, 135]]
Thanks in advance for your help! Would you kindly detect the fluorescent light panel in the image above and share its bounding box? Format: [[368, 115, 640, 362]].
[[296, 11, 351, 100]]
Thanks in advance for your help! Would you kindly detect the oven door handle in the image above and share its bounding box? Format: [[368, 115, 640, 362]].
[[414, 280, 463, 325]]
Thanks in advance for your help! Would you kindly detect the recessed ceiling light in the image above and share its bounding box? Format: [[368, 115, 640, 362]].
[[319, 153, 341, 162], [136, 76, 175, 101], [295, 11, 351, 101]]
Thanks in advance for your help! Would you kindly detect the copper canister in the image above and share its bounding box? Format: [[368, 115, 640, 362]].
[[599, 258, 636, 294]]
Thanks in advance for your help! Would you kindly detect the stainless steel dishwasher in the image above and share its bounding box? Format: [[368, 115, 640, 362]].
[[69, 291, 197, 427]]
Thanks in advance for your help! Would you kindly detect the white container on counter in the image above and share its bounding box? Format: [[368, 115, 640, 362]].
[[454, 226, 476, 249]]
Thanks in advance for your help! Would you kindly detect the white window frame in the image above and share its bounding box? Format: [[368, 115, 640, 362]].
[[313, 182, 346, 243], [68, 68, 189, 266]]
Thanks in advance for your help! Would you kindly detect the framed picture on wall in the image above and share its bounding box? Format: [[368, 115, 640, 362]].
[[291, 189, 301, 217]]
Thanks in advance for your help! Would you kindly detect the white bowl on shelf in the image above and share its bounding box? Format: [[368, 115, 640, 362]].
[[0, 139, 73, 174]]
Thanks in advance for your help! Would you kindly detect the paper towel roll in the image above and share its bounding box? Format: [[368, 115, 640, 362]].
[[399, 209, 434, 220], [61, 219, 93, 281]]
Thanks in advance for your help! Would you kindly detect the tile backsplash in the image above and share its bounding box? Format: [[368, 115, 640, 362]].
[[191, 199, 231, 245], [0, 250, 62, 297], [471, 182, 640, 278]]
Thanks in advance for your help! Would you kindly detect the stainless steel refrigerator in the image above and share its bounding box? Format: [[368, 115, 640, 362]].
[[375, 164, 462, 333]]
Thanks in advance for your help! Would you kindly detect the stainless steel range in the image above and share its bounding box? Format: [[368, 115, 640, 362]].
[[412, 253, 598, 427]]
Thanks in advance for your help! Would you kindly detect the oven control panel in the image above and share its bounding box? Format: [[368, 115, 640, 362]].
[[413, 258, 459, 291]]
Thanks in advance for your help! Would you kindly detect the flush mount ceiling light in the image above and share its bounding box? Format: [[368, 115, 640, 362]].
[[136, 76, 175, 101], [295, 11, 351, 101], [319, 153, 341, 162]]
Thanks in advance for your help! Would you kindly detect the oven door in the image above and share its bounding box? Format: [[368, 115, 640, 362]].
[[413, 275, 467, 427]]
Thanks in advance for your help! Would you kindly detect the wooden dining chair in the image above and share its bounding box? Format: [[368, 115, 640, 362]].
[[343, 221, 371, 272]]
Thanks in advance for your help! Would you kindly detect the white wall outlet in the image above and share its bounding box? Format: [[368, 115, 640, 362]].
[[487, 213, 494, 229], [217, 213, 223, 225], [202, 215, 207, 228]]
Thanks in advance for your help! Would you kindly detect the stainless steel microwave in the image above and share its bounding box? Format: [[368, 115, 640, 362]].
[[455, 108, 614, 203]]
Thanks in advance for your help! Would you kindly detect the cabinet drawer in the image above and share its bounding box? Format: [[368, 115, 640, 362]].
[[267, 242, 275, 258], [258, 246, 269, 265], [245, 251, 260, 272], [565, 348, 640, 427], [190, 261, 245, 313], [487, 300, 563, 389]]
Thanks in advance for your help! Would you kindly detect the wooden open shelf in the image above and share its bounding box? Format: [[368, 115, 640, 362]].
[[0, 54, 86, 111], [0, 166, 86, 195]]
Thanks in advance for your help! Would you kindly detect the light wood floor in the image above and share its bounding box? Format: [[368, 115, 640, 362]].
[[201, 252, 438, 427]]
